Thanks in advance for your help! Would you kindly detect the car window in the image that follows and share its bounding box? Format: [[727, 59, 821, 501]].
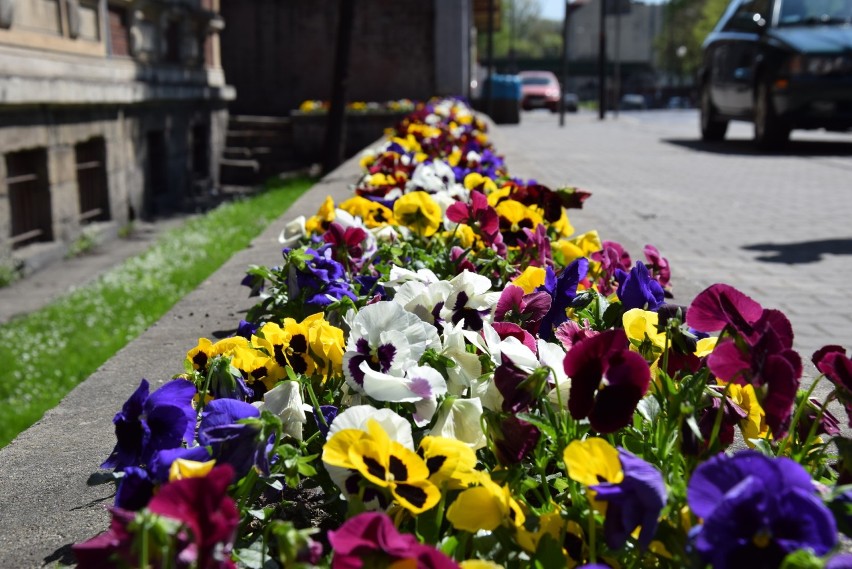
[[779, 0, 852, 24], [521, 77, 552, 86], [723, 0, 771, 31]]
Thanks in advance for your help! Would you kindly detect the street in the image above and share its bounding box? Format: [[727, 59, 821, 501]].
[[495, 109, 852, 399]]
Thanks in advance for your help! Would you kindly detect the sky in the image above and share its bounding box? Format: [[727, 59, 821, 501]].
[[538, 0, 663, 20]]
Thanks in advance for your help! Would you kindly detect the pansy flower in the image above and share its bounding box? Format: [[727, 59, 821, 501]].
[[446, 474, 526, 533], [343, 301, 441, 395], [439, 270, 498, 332], [591, 240, 632, 295], [590, 449, 667, 549], [687, 450, 837, 568], [539, 257, 589, 342], [446, 189, 499, 241], [494, 199, 545, 246], [338, 195, 395, 228], [563, 328, 651, 433], [393, 190, 443, 237], [328, 512, 458, 569], [323, 419, 440, 514], [305, 196, 336, 235], [687, 284, 802, 436], [147, 465, 240, 569], [812, 345, 852, 427], [288, 245, 358, 309], [101, 379, 197, 471], [418, 435, 481, 490], [198, 398, 266, 478], [429, 396, 487, 450], [615, 262, 665, 312]]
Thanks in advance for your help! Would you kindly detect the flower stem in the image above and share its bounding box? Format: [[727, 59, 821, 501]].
[[778, 374, 824, 457]]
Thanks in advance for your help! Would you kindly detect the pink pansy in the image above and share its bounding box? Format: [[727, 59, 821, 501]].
[[147, 464, 239, 569], [328, 512, 458, 569]]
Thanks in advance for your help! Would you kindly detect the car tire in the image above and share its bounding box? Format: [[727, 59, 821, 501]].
[[754, 80, 790, 151], [700, 82, 728, 141]]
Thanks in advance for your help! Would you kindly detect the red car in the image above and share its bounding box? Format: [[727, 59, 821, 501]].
[[520, 71, 562, 112]]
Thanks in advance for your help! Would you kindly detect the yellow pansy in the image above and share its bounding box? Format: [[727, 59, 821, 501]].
[[550, 208, 575, 238], [564, 438, 624, 487], [553, 230, 603, 265], [444, 223, 479, 249], [446, 476, 525, 532], [724, 381, 770, 444], [447, 146, 463, 167], [494, 199, 544, 236], [623, 309, 667, 353], [303, 313, 345, 380], [169, 458, 216, 482], [460, 561, 504, 569], [253, 319, 317, 381], [512, 266, 547, 294], [324, 420, 440, 515], [338, 195, 395, 228], [393, 191, 443, 237], [305, 196, 336, 235], [695, 336, 718, 357], [464, 172, 498, 194], [418, 436, 480, 490], [230, 345, 285, 391]]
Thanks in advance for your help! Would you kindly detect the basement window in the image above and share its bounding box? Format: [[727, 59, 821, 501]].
[[6, 148, 52, 249]]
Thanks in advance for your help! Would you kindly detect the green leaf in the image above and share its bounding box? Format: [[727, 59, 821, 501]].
[[516, 412, 557, 440], [779, 549, 824, 569], [532, 533, 567, 568], [636, 396, 661, 423]]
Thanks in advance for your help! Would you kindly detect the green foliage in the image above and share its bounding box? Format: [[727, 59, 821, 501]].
[[0, 256, 23, 288], [0, 177, 314, 448], [477, 0, 565, 59]]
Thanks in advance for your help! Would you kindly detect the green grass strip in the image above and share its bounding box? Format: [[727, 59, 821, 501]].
[[0, 176, 314, 448]]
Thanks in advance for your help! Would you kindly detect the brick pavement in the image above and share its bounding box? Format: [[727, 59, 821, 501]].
[[492, 110, 852, 402]]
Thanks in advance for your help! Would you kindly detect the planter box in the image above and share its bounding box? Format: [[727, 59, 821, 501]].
[[290, 110, 410, 164]]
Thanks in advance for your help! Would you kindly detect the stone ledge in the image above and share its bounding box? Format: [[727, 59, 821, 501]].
[[0, 154, 362, 568]]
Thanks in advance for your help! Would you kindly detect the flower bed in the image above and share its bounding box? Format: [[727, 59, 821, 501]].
[[76, 98, 852, 569]]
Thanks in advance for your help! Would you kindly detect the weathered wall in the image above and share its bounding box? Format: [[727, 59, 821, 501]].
[[221, 0, 472, 116]]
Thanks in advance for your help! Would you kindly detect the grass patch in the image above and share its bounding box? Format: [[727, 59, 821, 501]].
[[0, 176, 314, 448]]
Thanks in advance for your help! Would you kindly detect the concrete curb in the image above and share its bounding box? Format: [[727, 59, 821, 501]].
[[0, 155, 362, 567]]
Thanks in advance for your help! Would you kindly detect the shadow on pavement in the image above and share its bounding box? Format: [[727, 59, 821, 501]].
[[742, 238, 852, 263], [663, 138, 852, 157]]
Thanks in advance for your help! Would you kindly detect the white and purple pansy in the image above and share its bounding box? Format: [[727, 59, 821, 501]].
[[439, 270, 499, 332], [343, 302, 441, 397]]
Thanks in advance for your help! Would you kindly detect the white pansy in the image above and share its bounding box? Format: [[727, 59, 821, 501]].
[[538, 339, 571, 408], [441, 320, 482, 394], [392, 279, 452, 325], [253, 380, 306, 441], [278, 216, 306, 247], [343, 301, 441, 397], [326, 404, 414, 448], [440, 270, 499, 330], [407, 160, 456, 193], [430, 397, 487, 450]]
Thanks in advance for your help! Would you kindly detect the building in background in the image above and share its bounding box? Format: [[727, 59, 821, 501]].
[[0, 0, 233, 271], [220, 1, 474, 117]]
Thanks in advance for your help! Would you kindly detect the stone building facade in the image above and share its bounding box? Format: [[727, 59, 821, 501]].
[[0, 0, 233, 271], [220, 0, 473, 117]]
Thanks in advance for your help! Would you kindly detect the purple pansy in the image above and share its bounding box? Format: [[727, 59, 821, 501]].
[[615, 261, 665, 312], [199, 398, 265, 478], [563, 329, 651, 433], [539, 257, 589, 342], [101, 379, 197, 471], [591, 449, 667, 549], [113, 466, 154, 511], [494, 284, 551, 335], [687, 450, 837, 569]]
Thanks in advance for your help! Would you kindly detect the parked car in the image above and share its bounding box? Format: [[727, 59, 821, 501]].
[[519, 71, 562, 112], [698, 0, 852, 148], [563, 92, 580, 112], [620, 94, 648, 110]]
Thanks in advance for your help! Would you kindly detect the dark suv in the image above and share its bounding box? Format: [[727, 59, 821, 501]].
[[699, 0, 852, 148]]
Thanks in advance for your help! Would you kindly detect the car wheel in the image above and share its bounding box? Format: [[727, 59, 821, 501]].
[[700, 82, 728, 141], [754, 80, 790, 150]]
